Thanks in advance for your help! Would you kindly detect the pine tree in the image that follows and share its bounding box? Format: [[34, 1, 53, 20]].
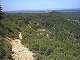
[[0, 5, 4, 19]]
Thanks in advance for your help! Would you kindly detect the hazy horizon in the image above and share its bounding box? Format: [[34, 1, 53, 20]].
[[1, 0, 80, 11]]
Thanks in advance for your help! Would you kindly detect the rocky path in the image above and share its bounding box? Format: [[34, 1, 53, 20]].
[[7, 32, 34, 60]]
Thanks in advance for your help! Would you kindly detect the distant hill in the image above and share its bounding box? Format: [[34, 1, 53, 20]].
[[6, 10, 49, 13], [52, 9, 80, 20], [54, 9, 80, 12], [6, 9, 80, 13]]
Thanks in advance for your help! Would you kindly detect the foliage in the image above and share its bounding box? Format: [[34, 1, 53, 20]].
[[0, 38, 11, 60], [0, 12, 80, 60]]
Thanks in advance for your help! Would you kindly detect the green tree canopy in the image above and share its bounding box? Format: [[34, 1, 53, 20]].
[[0, 5, 4, 19]]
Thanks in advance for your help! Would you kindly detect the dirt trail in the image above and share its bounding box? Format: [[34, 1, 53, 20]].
[[8, 32, 34, 60]]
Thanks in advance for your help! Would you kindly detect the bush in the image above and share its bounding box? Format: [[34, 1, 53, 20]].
[[0, 38, 11, 60]]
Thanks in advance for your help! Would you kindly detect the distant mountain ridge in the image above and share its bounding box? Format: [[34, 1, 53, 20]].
[[6, 9, 80, 13], [54, 9, 80, 12], [6, 10, 49, 13]]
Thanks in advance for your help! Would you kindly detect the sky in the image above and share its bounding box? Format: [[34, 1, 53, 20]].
[[1, 0, 80, 11]]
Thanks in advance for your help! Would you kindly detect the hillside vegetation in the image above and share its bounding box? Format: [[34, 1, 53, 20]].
[[0, 13, 80, 60]]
